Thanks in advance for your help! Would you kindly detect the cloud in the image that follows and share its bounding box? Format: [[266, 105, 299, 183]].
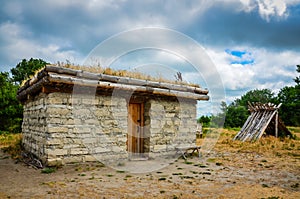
[[206, 46, 299, 100], [0, 22, 81, 71], [0, 0, 299, 112]]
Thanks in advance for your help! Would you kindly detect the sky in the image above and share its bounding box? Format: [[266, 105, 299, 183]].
[[1, 0, 300, 116]]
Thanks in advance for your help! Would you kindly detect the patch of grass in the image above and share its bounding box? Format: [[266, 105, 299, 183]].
[[180, 175, 194, 179], [184, 161, 193, 165], [194, 164, 207, 168], [0, 133, 22, 159], [172, 173, 183, 176], [160, 190, 166, 194], [107, 174, 114, 177], [200, 172, 211, 175], [53, 64, 200, 87], [261, 184, 269, 188], [291, 183, 299, 188], [41, 167, 56, 174], [116, 170, 125, 173], [216, 162, 223, 166], [158, 177, 167, 181], [206, 158, 215, 163]]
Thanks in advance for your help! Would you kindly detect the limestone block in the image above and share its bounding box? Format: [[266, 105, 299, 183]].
[[153, 144, 168, 152], [84, 155, 97, 162], [46, 139, 63, 146], [94, 147, 111, 153], [47, 126, 68, 133], [63, 156, 83, 164], [70, 148, 89, 155], [47, 158, 63, 166], [47, 149, 68, 158]]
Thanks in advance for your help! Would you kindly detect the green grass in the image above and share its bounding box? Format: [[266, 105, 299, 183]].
[[41, 167, 56, 174]]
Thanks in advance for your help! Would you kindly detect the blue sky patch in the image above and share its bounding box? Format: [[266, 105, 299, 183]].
[[226, 49, 254, 65], [225, 49, 246, 58]]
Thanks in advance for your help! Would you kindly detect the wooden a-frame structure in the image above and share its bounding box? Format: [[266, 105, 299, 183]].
[[234, 102, 292, 142]]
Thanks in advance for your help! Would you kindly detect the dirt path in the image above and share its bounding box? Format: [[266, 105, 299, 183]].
[[0, 149, 299, 199]]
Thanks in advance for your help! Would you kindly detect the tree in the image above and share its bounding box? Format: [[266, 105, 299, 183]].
[[224, 105, 248, 128], [294, 65, 300, 85], [236, 89, 275, 107], [276, 65, 300, 126], [0, 72, 23, 133], [222, 89, 275, 128], [197, 115, 211, 127], [11, 58, 48, 85]]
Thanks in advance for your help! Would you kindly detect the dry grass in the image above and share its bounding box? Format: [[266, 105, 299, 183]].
[[61, 64, 200, 87], [21, 63, 200, 88], [211, 127, 300, 158], [0, 133, 22, 159]]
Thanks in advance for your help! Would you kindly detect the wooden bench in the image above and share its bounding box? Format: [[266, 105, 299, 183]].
[[175, 146, 201, 159]]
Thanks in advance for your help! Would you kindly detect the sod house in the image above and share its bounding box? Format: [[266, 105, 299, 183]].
[[17, 65, 209, 166]]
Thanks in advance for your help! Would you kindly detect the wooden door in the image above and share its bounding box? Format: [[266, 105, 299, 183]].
[[127, 103, 144, 154]]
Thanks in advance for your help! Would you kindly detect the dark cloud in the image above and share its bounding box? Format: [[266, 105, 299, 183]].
[[185, 3, 300, 51], [0, 0, 299, 108]]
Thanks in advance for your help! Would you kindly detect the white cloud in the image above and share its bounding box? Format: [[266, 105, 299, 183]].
[[0, 22, 82, 71], [205, 46, 299, 103], [237, 0, 300, 21]]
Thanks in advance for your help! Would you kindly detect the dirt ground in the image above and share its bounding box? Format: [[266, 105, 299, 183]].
[[0, 148, 299, 199], [1, 129, 300, 199]]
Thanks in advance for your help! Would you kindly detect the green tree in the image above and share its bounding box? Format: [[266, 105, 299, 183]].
[[11, 58, 48, 85], [197, 115, 211, 127], [0, 72, 23, 133], [294, 65, 300, 85], [276, 65, 300, 126], [224, 105, 248, 128], [223, 89, 275, 128], [236, 89, 275, 107]]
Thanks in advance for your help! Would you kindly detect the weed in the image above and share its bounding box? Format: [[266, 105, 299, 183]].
[[107, 174, 114, 177], [116, 170, 125, 173], [184, 161, 193, 165], [200, 172, 211, 175], [172, 173, 183, 175], [261, 184, 269, 188], [158, 177, 166, 181], [180, 176, 194, 179], [206, 158, 215, 163], [41, 167, 56, 174], [291, 183, 299, 188]]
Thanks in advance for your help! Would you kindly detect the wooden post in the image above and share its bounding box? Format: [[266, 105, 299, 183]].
[[275, 111, 278, 138]]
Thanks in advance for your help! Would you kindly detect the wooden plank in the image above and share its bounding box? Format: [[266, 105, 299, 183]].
[[45, 65, 209, 94], [275, 112, 278, 138], [47, 74, 209, 100]]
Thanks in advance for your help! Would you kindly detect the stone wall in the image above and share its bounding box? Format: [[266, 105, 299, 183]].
[[147, 97, 197, 157], [22, 91, 197, 166]]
